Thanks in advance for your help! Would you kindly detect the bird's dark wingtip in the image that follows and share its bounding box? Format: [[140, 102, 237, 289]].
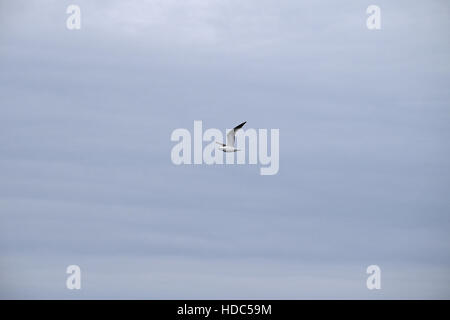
[[235, 121, 247, 129]]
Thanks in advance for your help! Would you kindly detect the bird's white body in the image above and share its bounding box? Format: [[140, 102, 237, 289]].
[[218, 145, 240, 152], [216, 121, 246, 153]]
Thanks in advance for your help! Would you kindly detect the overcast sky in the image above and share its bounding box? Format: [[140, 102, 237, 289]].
[[0, 0, 449, 299]]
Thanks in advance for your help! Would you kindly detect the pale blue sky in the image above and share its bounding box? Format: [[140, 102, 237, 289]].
[[0, 0, 449, 298]]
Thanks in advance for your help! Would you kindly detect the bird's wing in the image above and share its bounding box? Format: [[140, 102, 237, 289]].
[[216, 142, 226, 147], [226, 121, 246, 147]]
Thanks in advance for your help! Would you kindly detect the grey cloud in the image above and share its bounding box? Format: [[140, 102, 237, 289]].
[[0, 0, 449, 298]]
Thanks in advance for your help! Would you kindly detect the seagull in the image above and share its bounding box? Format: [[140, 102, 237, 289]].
[[216, 121, 247, 152]]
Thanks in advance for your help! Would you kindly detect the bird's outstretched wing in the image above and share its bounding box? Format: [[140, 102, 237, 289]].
[[226, 121, 246, 147], [216, 142, 226, 147]]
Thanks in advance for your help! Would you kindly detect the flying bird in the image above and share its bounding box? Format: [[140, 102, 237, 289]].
[[216, 121, 247, 152]]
